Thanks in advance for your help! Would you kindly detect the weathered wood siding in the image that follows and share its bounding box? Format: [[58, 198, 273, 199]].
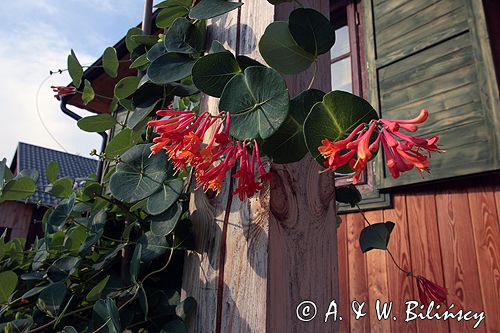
[[0, 201, 33, 240], [364, 0, 500, 188], [339, 173, 500, 333]]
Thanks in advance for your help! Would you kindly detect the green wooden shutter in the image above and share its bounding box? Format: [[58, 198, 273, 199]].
[[363, 0, 500, 188]]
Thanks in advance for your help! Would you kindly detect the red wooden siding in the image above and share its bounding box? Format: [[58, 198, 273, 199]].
[[339, 173, 500, 332], [0, 201, 33, 240]]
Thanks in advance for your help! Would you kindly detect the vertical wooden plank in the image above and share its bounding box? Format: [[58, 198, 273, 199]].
[[435, 188, 485, 333], [346, 213, 370, 333], [267, 1, 339, 332], [337, 217, 351, 333], [405, 192, 450, 333], [468, 185, 500, 333], [181, 9, 239, 333], [364, 210, 391, 333], [383, 194, 417, 333]]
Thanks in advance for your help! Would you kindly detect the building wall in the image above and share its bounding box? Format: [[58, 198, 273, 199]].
[[0, 201, 33, 241], [338, 173, 500, 332]]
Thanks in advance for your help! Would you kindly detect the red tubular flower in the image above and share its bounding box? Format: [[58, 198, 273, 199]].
[[415, 275, 447, 306], [317, 109, 443, 182], [51, 85, 77, 97]]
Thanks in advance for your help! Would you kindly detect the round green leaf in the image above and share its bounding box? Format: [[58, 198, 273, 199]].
[[137, 231, 168, 262], [130, 35, 159, 48], [192, 52, 241, 97], [236, 55, 264, 70], [157, 6, 190, 28], [288, 8, 336, 56], [93, 298, 121, 333], [82, 79, 95, 105], [50, 177, 74, 198], [47, 256, 80, 282], [189, 0, 242, 20], [147, 42, 167, 62], [130, 53, 150, 69], [165, 17, 203, 54], [147, 179, 183, 215], [148, 202, 182, 236], [161, 319, 187, 333], [86, 275, 110, 302], [359, 222, 395, 253], [335, 185, 362, 207], [102, 47, 119, 78], [126, 27, 143, 53], [46, 160, 60, 183], [0, 177, 35, 201], [109, 144, 168, 203], [114, 76, 141, 100], [259, 21, 315, 74], [0, 271, 18, 304], [105, 128, 141, 158], [263, 89, 324, 164], [219, 66, 289, 140], [77, 114, 117, 132], [303, 90, 379, 171], [67, 49, 83, 88], [38, 282, 67, 316], [47, 194, 75, 232], [147, 53, 196, 84], [156, 0, 193, 8], [128, 100, 160, 130]]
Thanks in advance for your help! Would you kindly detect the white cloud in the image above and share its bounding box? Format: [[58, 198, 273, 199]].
[[0, 20, 101, 165]]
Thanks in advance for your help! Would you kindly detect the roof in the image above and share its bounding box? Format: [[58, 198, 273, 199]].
[[12, 142, 98, 207]]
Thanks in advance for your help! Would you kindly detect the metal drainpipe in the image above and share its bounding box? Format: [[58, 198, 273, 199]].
[[59, 96, 108, 182]]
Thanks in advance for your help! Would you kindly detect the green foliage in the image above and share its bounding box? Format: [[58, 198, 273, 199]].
[[189, 0, 243, 20], [102, 47, 119, 78], [288, 8, 335, 56], [259, 21, 315, 74], [82, 79, 95, 105], [0, 271, 17, 304], [335, 185, 362, 208], [192, 52, 241, 97], [77, 114, 117, 132], [359, 222, 395, 253], [165, 17, 204, 54], [114, 76, 141, 100], [67, 49, 83, 88], [219, 66, 289, 140], [147, 53, 196, 84], [46, 160, 60, 183]]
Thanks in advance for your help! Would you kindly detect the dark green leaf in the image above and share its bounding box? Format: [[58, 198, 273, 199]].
[[0, 177, 35, 202], [167, 82, 199, 97], [189, 0, 242, 20], [47, 256, 80, 282], [259, 21, 315, 74], [128, 100, 160, 130], [137, 231, 168, 262], [130, 244, 142, 283], [61, 327, 78, 333], [161, 319, 187, 333], [359, 222, 395, 253], [38, 282, 67, 316], [105, 128, 141, 158], [156, 0, 192, 8], [68, 49, 83, 87], [46, 160, 60, 183], [165, 17, 203, 54], [148, 202, 182, 236], [126, 27, 143, 53], [0, 271, 17, 304], [147, 178, 183, 215], [209, 40, 229, 53], [102, 47, 119, 78], [47, 194, 75, 231], [109, 144, 168, 203], [192, 52, 241, 97], [130, 35, 159, 47], [303, 90, 379, 172], [236, 55, 264, 70], [77, 114, 117, 132], [288, 8, 335, 56], [0, 158, 13, 191], [21, 285, 47, 299], [147, 53, 196, 84], [50, 177, 74, 198], [93, 298, 121, 333], [263, 89, 324, 163], [147, 42, 168, 62], [86, 275, 110, 302], [157, 6, 190, 28], [114, 76, 141, 100], [335, 185, 362, 207], [130, 53, 150, 69], [219, 66, 289, 140], [138, 284, 148, 319]]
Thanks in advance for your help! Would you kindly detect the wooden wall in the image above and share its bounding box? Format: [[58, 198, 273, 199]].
[[0, 201, 33, 240], [338, 173, 500, 333]]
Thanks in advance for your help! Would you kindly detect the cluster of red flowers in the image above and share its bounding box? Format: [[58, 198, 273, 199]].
[[51, 85, 77, 98], [148, 109, 270, 200], [318, 109, 442, 183]]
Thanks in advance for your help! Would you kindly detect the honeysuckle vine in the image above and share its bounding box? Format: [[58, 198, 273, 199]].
[[0, 0, 452, 331]]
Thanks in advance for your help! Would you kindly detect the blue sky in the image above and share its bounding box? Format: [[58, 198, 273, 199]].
[[0, 0, 160, 164]]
